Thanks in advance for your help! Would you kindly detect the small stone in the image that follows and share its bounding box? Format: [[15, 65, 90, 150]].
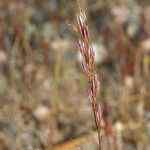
[[111, 6, 130, 24], [141, 38, 150, 53], [33, 106, 50, 121], [124, 75, 134, 90], [0, 50, 7, 63]]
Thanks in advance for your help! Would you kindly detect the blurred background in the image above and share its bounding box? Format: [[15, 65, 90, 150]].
[[0, 0, 150, 149]]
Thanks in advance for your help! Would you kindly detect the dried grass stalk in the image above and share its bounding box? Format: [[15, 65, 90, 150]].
[[77, 7, 102, 150]]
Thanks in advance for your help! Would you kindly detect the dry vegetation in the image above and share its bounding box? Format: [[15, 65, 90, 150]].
[[0, 0, 150, 150]]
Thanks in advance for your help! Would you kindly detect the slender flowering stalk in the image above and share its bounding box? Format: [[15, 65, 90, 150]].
[[77, 8, 102, 150]]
